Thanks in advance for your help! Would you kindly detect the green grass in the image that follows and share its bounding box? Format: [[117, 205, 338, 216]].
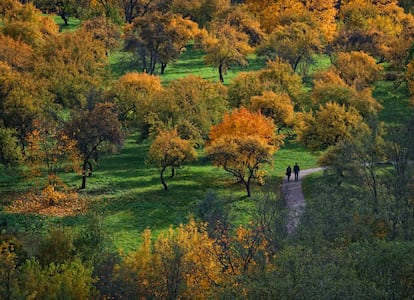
[[161, 45, 267, 85], [57, 137, 248, 251], [0, 134, 318, 252], [52, 15, 81, 32], [81, 137, 317, 251], [109, 44, 267, 84], [109, 50, 138, 79]]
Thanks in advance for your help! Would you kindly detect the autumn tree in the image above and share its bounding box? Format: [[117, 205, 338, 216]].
[[257, 21, 323, 72], [0, 239, 20, 300], [0, 126, 22, 167], [114, 219, 222, 298], [65, 103, 124, 189], [202, 22, 253, 82], [249, 91, 295, 131], [114, 216, 274, 298], [305, 0, 338, 43], [333, 51, 383, 91], [0, 33, 34, 72], [296, 102, 367, 151], [217, 5, 265, 47], [309, 51, 383, 118], [79, 16, 121, 51], [405, 57, 414, 104], [160, 75, 227, 141], [25, 117, 80, 188], [106, 72, 162, 125], [251, 0, 336, 72], [34, 0, 85, 25], [0, 62, 45, 152], [142, 75, 227, 143], [227, 71, 264, 108], [311, 70, 382, 117], [206, 107, 283, 197], [0, 2, 59, 154], [333, 0, 414, 67], [227, 60, 307, 109], [124, 12, 201, 74], [171, 0, 231, 28], [33, 29, 109, 108], [146, 129, 197, 190], [1, 0, 59, 47]]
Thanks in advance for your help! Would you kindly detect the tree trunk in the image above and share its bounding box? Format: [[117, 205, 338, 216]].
[[171, 167, 175, 178], [124, 1, 133, 23], [87, 160, 93, 176], [293, 56, 302, 73], [245, 182, 251, 197], [149, 51, 157, 74], [60, 13, 69, 26], [219, 64, 224, 83], [81, 159, 88, 189], [160, 63, 167, 74], [140, 48, 147, 72], [161, 166, 168, 190]]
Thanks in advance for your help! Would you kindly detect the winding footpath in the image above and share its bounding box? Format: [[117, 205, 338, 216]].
[[282, 167, 324, 235]]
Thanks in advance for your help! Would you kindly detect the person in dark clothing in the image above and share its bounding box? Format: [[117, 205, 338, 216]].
[[293, 163, 300, 181], [286, 165, 292, 182]]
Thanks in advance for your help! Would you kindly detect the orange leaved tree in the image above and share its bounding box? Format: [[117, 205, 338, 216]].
[[206, 107, 283, 197], [146, 129, 197, 191]]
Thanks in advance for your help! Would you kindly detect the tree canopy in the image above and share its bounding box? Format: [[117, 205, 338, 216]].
[[206, 107, 283, 197]]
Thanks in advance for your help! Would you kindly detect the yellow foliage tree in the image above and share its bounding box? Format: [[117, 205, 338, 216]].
[[258, 21, 323, 72], [115, 217, 273, 298], [202, 23, 253, 83], [124, 11, 201, 74], [117, 219, 223, 299], [34, 29, 109, 108], [107, 72, 162, 123], [311, 70, 382, 116], [26, 118, 80, 190], [335, 0, 414, 67], [249, 91, 295, 131], [0, 61, 44, 151], [206, 107, 283, 197], [146, 129, 197, 190], [296, 102, 368, 151], [0, 0, 58, 47], [227, 60, 307, 110], [334, 51, 383, 91], [0, 33, 34, 71]]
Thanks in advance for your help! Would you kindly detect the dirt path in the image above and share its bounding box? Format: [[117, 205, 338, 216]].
[[282, 167, 324, 235]]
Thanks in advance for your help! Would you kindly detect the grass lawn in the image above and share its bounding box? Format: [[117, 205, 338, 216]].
[[52, 15, 81, 32], [0, 133, 319, 252], [109, 44, 268, 84], [61, 135, 318, 252]]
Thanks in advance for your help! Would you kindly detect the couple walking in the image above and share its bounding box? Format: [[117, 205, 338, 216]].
[[286, 163, 300, 182]]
